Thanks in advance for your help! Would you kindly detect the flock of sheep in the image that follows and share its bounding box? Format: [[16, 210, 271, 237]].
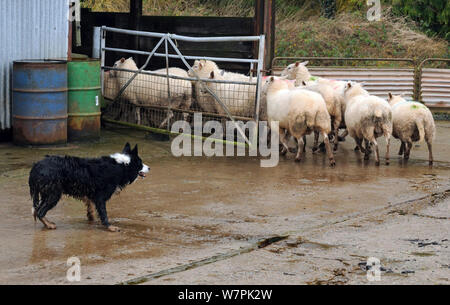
[[105, 57, 436, 167]]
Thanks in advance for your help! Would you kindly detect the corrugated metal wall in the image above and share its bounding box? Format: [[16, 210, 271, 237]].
[[272, 67, 415, 100], [0, 0, 69, 130], [421, 68, 450, 108]]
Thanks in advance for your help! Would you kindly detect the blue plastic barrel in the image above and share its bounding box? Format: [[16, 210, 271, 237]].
[[12, 60, 68, 145]]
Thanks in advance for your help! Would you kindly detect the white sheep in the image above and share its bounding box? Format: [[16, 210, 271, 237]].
[[343, 82, 392, 166], [388, 93, 435, 165], [280, 61, 315, 85], [103, 71, 120, 101], [299, 79, 346, 151], [207, 70, 256, 117], [112, 57, 192, 126], [281, 62, 348, 150], [262, 76, 335, 166], [188, 59, 253, 115]]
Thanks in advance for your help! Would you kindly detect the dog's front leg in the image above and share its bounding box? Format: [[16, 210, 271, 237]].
[[95, 201, 120, 232]]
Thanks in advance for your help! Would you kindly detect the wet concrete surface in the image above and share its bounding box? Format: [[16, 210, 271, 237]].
[[0, 121, 449, 284]]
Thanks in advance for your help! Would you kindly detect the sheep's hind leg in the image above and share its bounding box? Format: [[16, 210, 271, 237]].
[[404, 140, 412, 160], [364, 139, 372, 161], [134, 107, 142, 125], [279, 128, 290, 156], [333, 120, 340, 151], [427, 141, 433, 166], [372, 139, 380, 166], [323, 133, 336, 167], [338, 129, 348, 142], [312, 131, 320, 153], [294, 136, 305, 162], [398, 142, 405, 156], [354, 137, 365, 154], [159, 110, 174, 129], [385, 134, 391, 165]]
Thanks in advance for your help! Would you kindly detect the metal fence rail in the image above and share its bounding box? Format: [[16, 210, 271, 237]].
[[272, 56, 450, 110], [418, 58, 450, 110]]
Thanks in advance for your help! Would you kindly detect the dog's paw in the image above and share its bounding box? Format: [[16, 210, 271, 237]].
[[107, 225, 120, 232], [45, 223, 56, 230]]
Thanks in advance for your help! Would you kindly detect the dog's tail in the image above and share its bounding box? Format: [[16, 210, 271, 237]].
[[29, 180, 39, 222]]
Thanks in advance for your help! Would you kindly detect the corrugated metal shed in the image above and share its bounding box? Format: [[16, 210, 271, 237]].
[[0, 0, 69, 130]]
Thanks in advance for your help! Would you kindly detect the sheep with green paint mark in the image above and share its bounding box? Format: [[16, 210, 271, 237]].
[[388, 93, 435, 165]]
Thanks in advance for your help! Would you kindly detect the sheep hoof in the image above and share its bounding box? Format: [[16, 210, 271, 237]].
[[338, 136, 346, 142], [280, 148, 287, 156], [333, 145, 338, 152], [288, 147, 297, 154], [312, 147, 318, 153], [330, 160, 336, 167], [295, 157, 302, 163], [429, 161, 433, 166], [385, 160, 390, 166], [354, 146, 360, 152], [375, 161, 380, 166]]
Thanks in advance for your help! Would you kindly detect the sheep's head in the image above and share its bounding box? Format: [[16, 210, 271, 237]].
[[387, 92, 406, 106], [344, 81, 369, 100], [188, 60, 203, 77], [262, 76, 289, 94], [189, 60, 218, 79], [112, 57, 137, 77], [280, 61, 310, 82], [111, 57, 126, 77]]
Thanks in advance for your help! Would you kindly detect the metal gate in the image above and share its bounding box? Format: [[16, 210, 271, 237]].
[[100, 26, 265, 144]]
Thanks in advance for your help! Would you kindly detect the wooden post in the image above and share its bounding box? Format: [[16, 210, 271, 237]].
[[254, 0, 275, 75], [129, 0, 143, 54]]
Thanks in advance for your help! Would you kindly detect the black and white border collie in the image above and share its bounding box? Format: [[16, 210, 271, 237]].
[[29, 143, 149, 232]]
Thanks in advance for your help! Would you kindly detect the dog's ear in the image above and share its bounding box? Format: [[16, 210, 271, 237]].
[[131, 144, 138, 156], [123, 142, 131, 154]]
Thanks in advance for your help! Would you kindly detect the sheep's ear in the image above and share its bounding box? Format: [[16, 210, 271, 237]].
[[388, 92, 393, 100], [300, 61, 309, 66], [346, 82, 352, 89], [120, 57, 125, 63], [270, 76, 275, 82], [302, 81, 306, 86], [199, 62, 203, 69], [210, 71, 214, 78], [295, 62, 300, 67]]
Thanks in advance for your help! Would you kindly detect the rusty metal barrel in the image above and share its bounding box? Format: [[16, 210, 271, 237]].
[[67, 59, 101, 141], [12, 60, 68, 146]]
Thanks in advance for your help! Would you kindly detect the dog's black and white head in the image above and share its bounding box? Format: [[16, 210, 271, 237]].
[[110, 143, 150, 183]]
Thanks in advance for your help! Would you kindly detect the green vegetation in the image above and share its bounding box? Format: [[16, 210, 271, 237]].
[[80, 0, 449, 61], [391, 0, 450, 41]]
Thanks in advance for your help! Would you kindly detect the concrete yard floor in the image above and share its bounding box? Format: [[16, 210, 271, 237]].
[[0, 121, 449, 285]]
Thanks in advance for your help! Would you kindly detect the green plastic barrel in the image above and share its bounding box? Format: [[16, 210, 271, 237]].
[[67, 59, 101, 141]]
